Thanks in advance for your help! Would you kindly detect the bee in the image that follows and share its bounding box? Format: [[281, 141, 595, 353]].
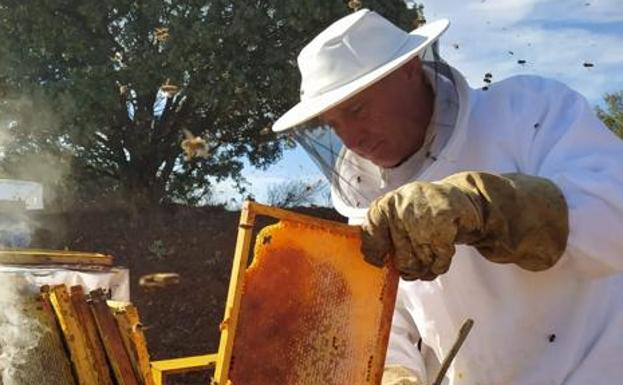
[[548, 333, 556, 343], [139, 273, 180, 289], [154, 27, 170, 43], [160, 79, 180, 96], [348, 0, 362, 11], [181, 129, 210, 160]]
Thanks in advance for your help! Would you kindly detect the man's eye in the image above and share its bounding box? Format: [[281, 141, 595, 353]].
[[348, 104, 364, 115]]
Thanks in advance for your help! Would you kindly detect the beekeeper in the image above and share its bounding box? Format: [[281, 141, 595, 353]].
[[272, 8, 623, 385]]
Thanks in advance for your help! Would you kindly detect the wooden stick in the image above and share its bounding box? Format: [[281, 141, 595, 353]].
[[432, 318, 474, 385]]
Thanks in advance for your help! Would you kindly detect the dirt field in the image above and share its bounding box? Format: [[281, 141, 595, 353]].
[[31, 203, 345, 384]]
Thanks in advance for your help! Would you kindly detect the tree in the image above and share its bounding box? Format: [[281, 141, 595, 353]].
[[596, 91, 623, 139], [0, 1, 422, 207], [266, 178, 327, 208]]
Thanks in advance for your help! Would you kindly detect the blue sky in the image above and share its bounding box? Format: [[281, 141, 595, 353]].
[[214, 0, 623, 207]]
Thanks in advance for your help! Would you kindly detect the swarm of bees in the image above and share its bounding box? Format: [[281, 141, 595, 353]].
[[139, 272, 180, 289], [181, 129, 210, 160], [481, 72, 493, 91]]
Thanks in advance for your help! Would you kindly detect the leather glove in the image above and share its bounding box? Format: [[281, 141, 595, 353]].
[[361, 172, 568, 280], [382, 365, 425, 385]]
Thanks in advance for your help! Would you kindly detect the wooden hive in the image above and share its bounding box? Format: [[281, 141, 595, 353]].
[[228, 219, 399, 385]]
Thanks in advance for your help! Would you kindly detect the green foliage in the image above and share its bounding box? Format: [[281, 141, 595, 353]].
[[596, 91, 623, 139], [0, 1, 422, 207]]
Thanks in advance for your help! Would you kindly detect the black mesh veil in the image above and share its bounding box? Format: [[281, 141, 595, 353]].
[[286, 42, 460, 219]]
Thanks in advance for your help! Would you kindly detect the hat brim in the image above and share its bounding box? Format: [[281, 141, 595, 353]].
[[272, 19, 450, 133]]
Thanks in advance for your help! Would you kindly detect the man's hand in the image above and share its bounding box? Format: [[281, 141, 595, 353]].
[[361, 176, 482, 280], [361, 172, 568, 280], [382, 365, 425, 385]]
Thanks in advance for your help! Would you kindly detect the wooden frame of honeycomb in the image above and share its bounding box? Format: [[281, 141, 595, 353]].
[[213, 202, 399, 385]]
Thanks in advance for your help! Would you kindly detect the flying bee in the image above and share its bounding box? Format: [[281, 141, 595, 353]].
[[160, 78, 180, 97], [181, 129, 210, 160], [154, 27, 170, 43], [348, 0, 362, 11], [260, 126, 272, 136], [139, 272, 180, 289]]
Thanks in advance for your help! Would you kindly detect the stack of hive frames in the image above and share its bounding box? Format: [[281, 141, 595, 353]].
[[227, 219, 399, 385], [40, 284, 155, 385]]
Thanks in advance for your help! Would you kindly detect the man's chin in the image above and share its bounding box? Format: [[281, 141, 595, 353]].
[[353, 146, 401, 168], [367, 155, 399, 169]]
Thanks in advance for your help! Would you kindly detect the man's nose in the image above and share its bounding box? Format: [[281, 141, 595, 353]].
[[333, 118, 367, 150]]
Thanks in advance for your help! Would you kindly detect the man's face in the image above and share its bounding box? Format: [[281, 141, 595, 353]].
[[319, 58, 433, 168]]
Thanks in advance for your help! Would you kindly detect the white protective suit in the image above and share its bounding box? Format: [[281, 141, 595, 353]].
[[334, 67, 623, 384]]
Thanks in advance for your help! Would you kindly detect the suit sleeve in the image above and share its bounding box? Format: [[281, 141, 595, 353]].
[[520, 79, 623, 277]]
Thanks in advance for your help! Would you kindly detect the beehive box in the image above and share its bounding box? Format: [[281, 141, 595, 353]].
[[227, 218, 399, 385]]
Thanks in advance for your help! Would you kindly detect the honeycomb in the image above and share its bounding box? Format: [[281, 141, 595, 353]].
[[229, 220, 399, 385]]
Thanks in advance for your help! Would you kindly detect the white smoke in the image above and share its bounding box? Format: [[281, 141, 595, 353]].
[[0, 211, 32, 249], [0, 275, 46, 385], [0, 92, 73, 210]]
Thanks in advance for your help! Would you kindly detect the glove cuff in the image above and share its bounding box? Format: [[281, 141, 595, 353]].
[[442, 172, 569, 271]]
